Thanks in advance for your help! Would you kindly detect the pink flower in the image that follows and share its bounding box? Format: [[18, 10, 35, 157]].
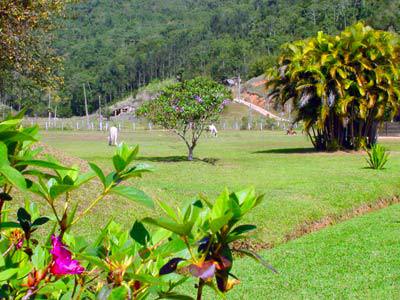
[[16, 239, 23, 249], [50, 235, 84, 276], [189, 261, 217, 281]]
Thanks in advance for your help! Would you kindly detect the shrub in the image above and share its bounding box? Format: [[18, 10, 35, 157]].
[[366, 144, 389, 170]]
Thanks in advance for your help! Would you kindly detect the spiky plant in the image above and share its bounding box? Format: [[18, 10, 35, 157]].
[[366, 144, 389, 170]]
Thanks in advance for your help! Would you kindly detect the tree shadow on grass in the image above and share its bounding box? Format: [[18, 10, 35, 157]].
[[137, 156, 219, 165], [252, 147, 316, 154]]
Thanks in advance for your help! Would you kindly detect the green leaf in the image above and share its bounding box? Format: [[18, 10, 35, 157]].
[[0, 193, 12, 201], [89, 162, 106, 186], [0, 165, 26, 190], [0, 268, 19, 281], [0, 131, 36, 143], [14, 160, 73, 170], [211, 189, 230, 219], [230, 224, 257, 236], [157, 200, 178, 221], [113, 155, 127, 172], [130, 221, 150, 246], [49, 184, 74, 200], [210, 212, 233, 233], [125, 145, 139, 165], [108, 286, 128, 300], [32, 217, 50, 227], [110, 186, 154, 208], [0, 142, 8, 165], [143, 217, 192, 236], [0, 222, 21, 229], [17, 207, 31, 223]]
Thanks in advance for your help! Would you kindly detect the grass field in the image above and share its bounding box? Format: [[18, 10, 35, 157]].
[[41, 130, 400, 247], [226, 203, 400, 299]]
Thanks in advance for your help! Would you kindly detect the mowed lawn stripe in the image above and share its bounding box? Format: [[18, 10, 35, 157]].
[[227, 204, 400, 299], [42, 130, 400, 245]]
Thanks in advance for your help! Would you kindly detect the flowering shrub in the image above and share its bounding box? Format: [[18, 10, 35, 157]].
[[0, 113, 273, 299], [137, 77, 232, 160]]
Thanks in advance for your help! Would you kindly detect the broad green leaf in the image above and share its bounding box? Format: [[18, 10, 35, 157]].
[[230, 224, 257, 236], [0, 222, 21, 229], [89, 162, 106, 186], [15, 160, 72, 170], [113, 155, 126, 172], [49, 184, 74, 200], [0, 268, 19, 281], [210, 212, 233, 233], [157, 200, 178, 221], [211, 189, 230, 219], [130, 221, 150, 246], [0, 142, 8, 165], [110, 186, 154, 208], [0, 165, 26, 190], [125, 145, 139, 165], [32, 217, 50, 227], [0, 131, 37, 143], [143, 217, 192, 236], [108, 286, 128, 300], [74, 171, 96, 187]]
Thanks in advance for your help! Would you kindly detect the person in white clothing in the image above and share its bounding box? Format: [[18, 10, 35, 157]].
[[108, 126, 118, 146]]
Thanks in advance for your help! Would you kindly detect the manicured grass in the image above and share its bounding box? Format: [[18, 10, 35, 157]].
[[41, 130, 400, 246], [225, 204, 400, 299]]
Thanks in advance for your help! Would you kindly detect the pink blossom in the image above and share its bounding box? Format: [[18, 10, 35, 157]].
[[16, 239, 23, 249], [50, 235, 84, 276], [189, 261, 216, 280], [195, 95, 203, 103]]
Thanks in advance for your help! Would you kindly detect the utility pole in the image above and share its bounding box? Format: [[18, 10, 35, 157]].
[[48, 91, 51, 125], [83, 83, 90, 128], [99, 95, 103, 131], [237, 74, 241, 100]]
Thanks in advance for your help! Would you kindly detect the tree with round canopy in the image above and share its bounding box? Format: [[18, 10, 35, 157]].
[[137, 77, 231, 160]]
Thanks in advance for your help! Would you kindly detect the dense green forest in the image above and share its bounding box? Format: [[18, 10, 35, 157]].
[[4, 0, 400, 116]]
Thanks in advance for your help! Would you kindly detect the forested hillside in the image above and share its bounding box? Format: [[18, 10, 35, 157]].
[[6, 0, 400, 116]]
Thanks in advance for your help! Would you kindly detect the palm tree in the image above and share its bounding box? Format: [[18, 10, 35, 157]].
[[267, 22, 400, 150]]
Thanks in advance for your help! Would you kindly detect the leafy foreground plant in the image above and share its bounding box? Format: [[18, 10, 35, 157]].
[[144, 189, 276, 300], [0, 113, 274, 299], [366, 144, 389, 170]]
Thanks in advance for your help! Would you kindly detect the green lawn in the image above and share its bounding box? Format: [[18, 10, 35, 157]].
[[225, 203, 400, 299], [41, 130, 400, 247]]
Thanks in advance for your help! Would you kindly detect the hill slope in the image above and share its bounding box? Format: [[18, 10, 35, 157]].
[[54, 0, 400, 115]]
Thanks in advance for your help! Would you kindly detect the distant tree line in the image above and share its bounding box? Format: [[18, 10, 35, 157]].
[[2, 0, 400, 116]]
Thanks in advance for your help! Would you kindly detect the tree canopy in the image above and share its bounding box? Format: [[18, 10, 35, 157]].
[[137, 77, 231, 160], [267, 22, 400, 150], [3, 0, 400, 116], [0, 0, 66, 114]]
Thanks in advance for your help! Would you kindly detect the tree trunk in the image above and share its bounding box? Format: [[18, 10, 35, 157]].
[[188, 146, 194, 161]]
